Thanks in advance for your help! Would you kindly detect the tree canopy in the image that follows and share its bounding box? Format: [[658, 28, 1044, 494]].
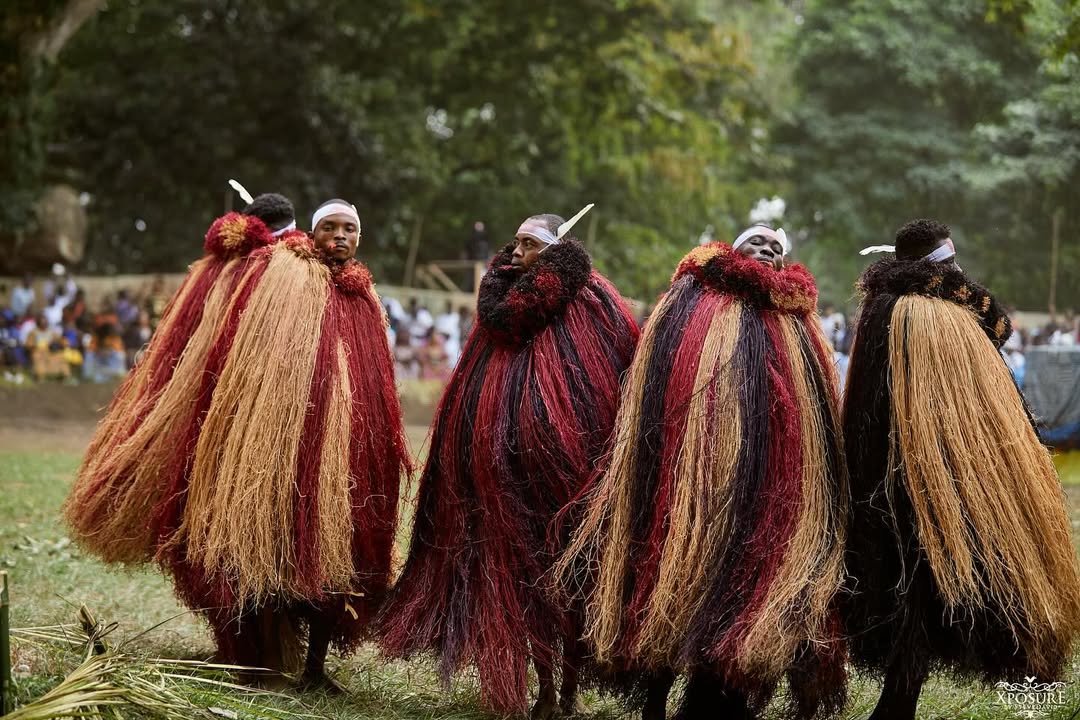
[[2, 0, 1079, 308]]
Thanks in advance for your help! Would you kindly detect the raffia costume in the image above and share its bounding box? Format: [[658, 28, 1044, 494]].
[[66, 216, 410, 665], [843, 258, 1080, 686], [67, 212, 275, 562], [560, 243, 848, 718], [380, 238, 639, 714]]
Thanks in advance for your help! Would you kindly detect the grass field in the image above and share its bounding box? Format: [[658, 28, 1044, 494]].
[[3, 449, 1080, 719]]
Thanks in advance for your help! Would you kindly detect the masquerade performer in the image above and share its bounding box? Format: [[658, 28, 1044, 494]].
[[557, 226, 848, 720], [843, 219, 1080, 720], [157, 198, 409, 687], [379, 207, 639, 719], [68, 194, 409, 688], [66, 185, 292, 563]]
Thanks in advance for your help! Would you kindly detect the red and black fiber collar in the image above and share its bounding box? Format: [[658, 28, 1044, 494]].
[[477, 239, 592, 347], [673, 242, 817, 315]]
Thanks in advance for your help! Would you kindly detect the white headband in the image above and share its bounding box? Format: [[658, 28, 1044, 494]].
[[271, 220, 297, 237], [516, 222, 558, 246], [311, 203, 360, 232], [733, 226, 790, 255], [514, 203, 595, 249], [860, 237, 956, 263]]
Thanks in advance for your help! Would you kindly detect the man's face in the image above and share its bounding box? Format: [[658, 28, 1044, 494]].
[[511, 234, 545, 271], [737, 234, 784, 270], [313, 213, 359, 261]]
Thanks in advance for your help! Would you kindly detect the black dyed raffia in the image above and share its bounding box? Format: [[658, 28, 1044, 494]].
[[842, 262, 1034, 685], [477, 240, 592, 348], [857, 258, 1011, 348]]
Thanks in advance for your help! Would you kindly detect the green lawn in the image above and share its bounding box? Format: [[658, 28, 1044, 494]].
[[3, 449, 1080, 719]]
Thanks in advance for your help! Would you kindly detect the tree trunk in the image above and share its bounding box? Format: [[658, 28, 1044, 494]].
[[21, 0, 106, 62], [403, 214, 425, 287], [1049, 205, 1063, 315]]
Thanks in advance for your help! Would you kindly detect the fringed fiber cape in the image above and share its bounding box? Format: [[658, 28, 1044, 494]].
[[379, 239, 639, 714], [843, 258, 1080, 683], [66, 220, 409, 661], [558, 243, 848, 718], [65, 213, 274, 563], [153, 233, 411, 660]]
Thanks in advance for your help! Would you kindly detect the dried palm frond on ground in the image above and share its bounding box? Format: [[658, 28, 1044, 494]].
[[7, 605, 317, 720]]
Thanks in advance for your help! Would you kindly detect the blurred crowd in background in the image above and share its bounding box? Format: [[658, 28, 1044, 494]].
[[385, 298, 473, 383], [1, 266, 169, 384], [5, 265, 1079, 392]]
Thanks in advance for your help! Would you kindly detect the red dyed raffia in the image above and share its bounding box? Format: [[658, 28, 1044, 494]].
[[315, 266, 410, 651], [156, 252, 408, 659], [152, 251, 273, 558], [622, 291, 722, 656], [71, 216, 275, 559], [710, 313, 804, 679], [75, 259, 226, 515], [381, 269, 638, 715]]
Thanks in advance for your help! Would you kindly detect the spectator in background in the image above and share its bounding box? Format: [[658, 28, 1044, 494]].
[[394, 329, 418, 380], [17, 311, 37, 344], [93, 296, 119, 333], [61, 312, 81, 349], [115, 289, 139, 328], [84, 318, 126, 383], [9, 273, 35, 318], [384, 301, 399, 349], [1050, 309, 1078, 345], [43, 293, 67, 330], [820, 302, 847, 350], [384, 295, 406, 327], [71, 289, 91, 332], [420, 329, 451, 381], [26, 314, 70, 381], [1003, 312, 1027, 386], [1, 312, 28, 379], [407, 298, 434, 346], [435, 301, 462, 367], [144, 275, 169, 330], [42, 263, 77, 308]]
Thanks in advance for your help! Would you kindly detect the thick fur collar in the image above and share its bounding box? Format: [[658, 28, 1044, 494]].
[[477, 239, 592, 347], [673, 242, 817, 314], [858, 258, 1011, 346], [203, 212, 275, 257]]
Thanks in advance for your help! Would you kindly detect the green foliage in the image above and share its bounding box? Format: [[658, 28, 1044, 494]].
[[0, 2, 74, 232], [7, 0, 1080, 306], [966, 0, 1080, 310], [33, 0, 780, 299], [775, 0, 1080, 310]]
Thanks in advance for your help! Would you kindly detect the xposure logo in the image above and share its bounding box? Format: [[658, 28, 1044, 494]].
[[994, 676, 1070, 718]]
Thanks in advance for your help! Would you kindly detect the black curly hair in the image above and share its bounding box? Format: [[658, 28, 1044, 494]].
[[241, 193, 295, 232], [894, 218, 951, 259]]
